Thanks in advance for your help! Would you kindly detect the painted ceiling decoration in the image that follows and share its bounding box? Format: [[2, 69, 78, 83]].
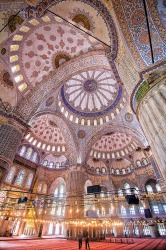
[[0, 0, 156, 169], [21, 0, 118, 57], [58, 68, 126, 125], [25, 114, 68, 153], [112, 0, 166, 67], [1, 13, 106, 93], [90, 132, 139, 160]]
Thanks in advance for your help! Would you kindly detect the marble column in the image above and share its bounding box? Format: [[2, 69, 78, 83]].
[[113, 224, 124, 237], [138, 223, 144, 237], [128, 223, 134, 237], [137, 78, 166, 181], [149, 223, 160, 238]]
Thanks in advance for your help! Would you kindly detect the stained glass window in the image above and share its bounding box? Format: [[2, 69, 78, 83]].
[[96, 168, 99, 174], [102, 167, 106, 174], [52, 183, 66, 216], [143, 158, 148, 165], [153, 205, 159, 214], [116, 169, 120, 175], [20, 146, 26, 156], [136, 160, 141, 167], [26, 147, 33, 159], [15, 170, 25, 186], [49, 162, 54, 168], [59, 185, 64, 198], [32, 152, 37, 162], [121, 206, 126, 214], [54, 188, 58, 196], [129, 206, 135, 215], [122, 169, 126, 174], [26, 173, 33, 188], [139, 206, 144, 214], [55, 162, 60, 168], [158, 224, 166, 236], [43, 160, 48, 166], [6, 166, 16, 183]]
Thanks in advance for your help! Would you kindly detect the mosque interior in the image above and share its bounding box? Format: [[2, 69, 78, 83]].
[[0, 0, 166, 240]]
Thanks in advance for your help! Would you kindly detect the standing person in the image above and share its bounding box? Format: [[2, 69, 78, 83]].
[[85, 230, 90, 249], [78, 231, 83, 249]]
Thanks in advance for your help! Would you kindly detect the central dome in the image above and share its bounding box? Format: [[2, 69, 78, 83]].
[[58, 68, 126, 125]]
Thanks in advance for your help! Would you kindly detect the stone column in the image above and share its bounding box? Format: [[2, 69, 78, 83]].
[[137, 76, 166, 181], [18, 220, 25, 236], [113, 224, 124, 237], [128, 223, 134, 237], [138, 223, 144, 237], [149, 223, 160, 238]]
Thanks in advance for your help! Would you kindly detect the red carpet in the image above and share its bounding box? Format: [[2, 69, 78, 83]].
[[0, 238, 166, 250]]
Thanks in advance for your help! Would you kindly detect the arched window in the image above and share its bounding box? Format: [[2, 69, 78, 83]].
[[59, 185, 64, 198], [111, 168, 114, 174], [55, 162, 60, 168], [26, 147, 33, 159], [32, 152, 37, 163], [116, 169, 120, 175], [6, 166, 16, 183], [15, 170, 25, 186], [43, 160, 48, 166], [153, 205, 159, 214], [96, 168, 99, 174], [128, 167, 131, 173], [146, 185, 153, 194], [118, 189, 123, 197], [52, 183, 66, 216], [25, 173, 33, 189], [122, 169, 126, 174], [130, 164, 134, 169], [102, 167, 106, 174], [121, 206, 126, 215], [20, 146, 26, 156], [156, 183, 161, 193], [129, 206, 135, 215], [124, 183, 131, 194], [49, 162, 54, 168], [136, 160, 141, 167], [142, 158, 148, 165]]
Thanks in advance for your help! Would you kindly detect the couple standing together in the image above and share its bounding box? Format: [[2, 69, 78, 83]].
[[78, 230, 90, 249]]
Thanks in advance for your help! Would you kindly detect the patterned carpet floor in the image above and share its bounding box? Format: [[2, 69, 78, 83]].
[[0, 238, 166, 250]]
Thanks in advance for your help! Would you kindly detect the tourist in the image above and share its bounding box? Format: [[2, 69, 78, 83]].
[[78, 231, 83, 249], [85, 230, 90, 249]]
